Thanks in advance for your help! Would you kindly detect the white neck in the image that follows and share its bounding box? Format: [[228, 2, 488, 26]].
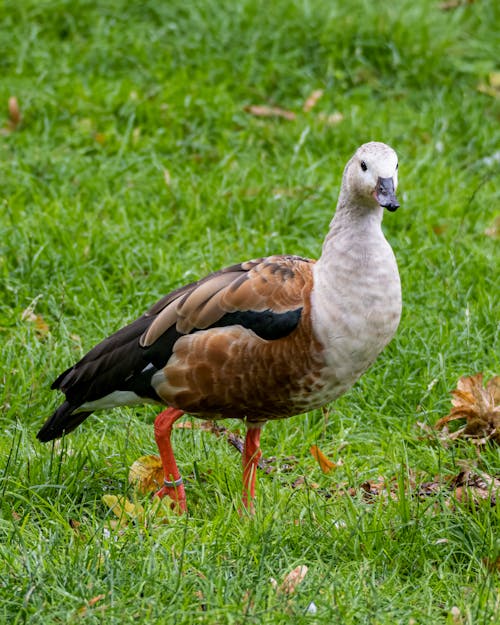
[[317, 199, 386, 274], [311, 198, 401, 386]]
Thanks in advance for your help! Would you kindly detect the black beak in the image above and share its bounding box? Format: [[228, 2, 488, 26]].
[[375, 177, 399, 212]]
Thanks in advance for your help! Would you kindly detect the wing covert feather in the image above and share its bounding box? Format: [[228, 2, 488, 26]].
[[141, 255, 314, 348]]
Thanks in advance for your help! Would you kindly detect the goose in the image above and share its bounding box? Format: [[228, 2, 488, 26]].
[[38, 141, 402, 513]]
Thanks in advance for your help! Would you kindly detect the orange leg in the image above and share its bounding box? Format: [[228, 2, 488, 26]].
[[153, 407, 187, 513], [241, 425, 262, 513]]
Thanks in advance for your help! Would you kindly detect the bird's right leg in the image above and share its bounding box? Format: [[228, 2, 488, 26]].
[[241, 424, 263, 514], [153, 407, 187, 513]]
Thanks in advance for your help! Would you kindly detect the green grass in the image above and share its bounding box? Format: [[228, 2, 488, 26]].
[[1, 0, 499, 622]]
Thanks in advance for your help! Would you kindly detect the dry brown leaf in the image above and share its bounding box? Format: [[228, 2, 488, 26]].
[[432, 223, 448, 235], [8, 96, 21, 129], [194, 589, 207, 612], [244, 104, 296, 121], [483, 555, 500, 573], [21, 307, 50, 339], [485, 215, 500, 238], [69, 518, 81, 534], [310, 445, 340, 473], [435, 373, 500, 444], [88, 594, 106, 608], [303, 89, 324, 112], [241, 589, 254, 613], [174, 420, 200, 429], [279, 565, 308, 594], [439, 0, 475, 9], [128, 455, 164, 494], [450, 469, 500, 506]]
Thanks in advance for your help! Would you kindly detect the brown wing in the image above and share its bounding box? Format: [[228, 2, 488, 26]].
[[150, 256, 325, 420], [141, 255, 313, 347]]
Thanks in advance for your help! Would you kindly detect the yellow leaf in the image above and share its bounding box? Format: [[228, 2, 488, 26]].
[[102, 495, 144, 526], [148, 496, 174, 524], [489, 72, 500, 89], [128, 455, 164, 494], [310, 445, 339, 473], [477, 72, 500, 99]]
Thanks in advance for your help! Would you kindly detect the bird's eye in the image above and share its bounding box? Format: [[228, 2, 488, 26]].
[[396, 163, 399, 170], [360, 160, 367, 172]]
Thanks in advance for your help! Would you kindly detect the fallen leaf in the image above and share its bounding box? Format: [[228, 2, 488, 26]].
[[435, 373, 500, 444], [482, 555, 500, 573], [194, 589, 207, 612], [174, 420, 199, 429], [244, 104, 296, 121], [241, 589, 254, 612], [310, 445, 340, 473], [128, 455, 164, 494], [21, 307, 50, 339], [102, 494, 144, 526], [279, 565, 308, 594], [485, 215, 500, 238], [477, 72, 500, 98], [8, 96, 21, 129], [450, 606, 462, 624], [439, 0, 474, 9], [78, 593, 108, 617], [449, 469, 500, 506], [489, 73, 500, 89], [317, 111, 344, 125], [303, 89, 324, 112], [88, 594, 106, 608], [432, 223, 448, 235]]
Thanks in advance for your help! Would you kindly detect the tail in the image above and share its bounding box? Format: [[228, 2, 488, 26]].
[[37, 401, 93, 442]]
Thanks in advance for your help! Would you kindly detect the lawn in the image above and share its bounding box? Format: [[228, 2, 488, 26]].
[[0, 0, 499, 623]]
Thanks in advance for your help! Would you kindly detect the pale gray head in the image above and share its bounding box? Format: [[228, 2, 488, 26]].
[[341, 142, 399, 212]]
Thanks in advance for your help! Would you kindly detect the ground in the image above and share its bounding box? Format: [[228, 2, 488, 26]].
[[0, 1, 499, 623]]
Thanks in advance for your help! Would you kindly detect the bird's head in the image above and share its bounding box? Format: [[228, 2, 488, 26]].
[[342, 142, 399, 212]]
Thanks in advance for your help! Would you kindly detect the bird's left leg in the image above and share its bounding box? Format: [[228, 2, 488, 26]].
[[153, 407, 187, 513], [241, 424, 262, 513]]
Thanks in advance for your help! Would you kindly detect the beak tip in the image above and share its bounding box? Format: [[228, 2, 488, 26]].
[[384, 202, 399, 212]]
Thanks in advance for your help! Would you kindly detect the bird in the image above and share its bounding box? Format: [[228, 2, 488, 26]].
[[38, 141, 402, 514]]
